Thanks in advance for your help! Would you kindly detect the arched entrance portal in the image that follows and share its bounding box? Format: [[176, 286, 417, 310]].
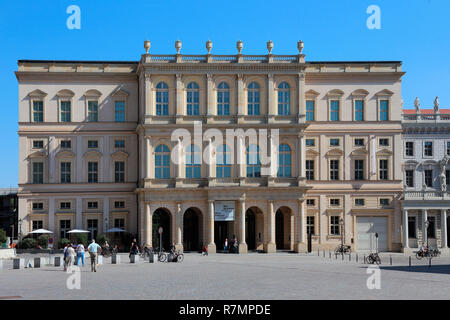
[[152, 208, 171, 251], [245, 207, 264, 251], [276, 207, 294, 251], [183, 208, 203, 252]]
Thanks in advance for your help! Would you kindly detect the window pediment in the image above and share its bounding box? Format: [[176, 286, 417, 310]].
[[56, 89, 75, 98], [55, 150, 75, 158], [83, 150, 102, 158], [376, 148, 392, 156], [351, 148, 368, 156], [28, 89, 48, 98], [422, 160, 437, 166], [326, 148, 344, 156], [111, 88, 129, 97], [306, 149, 320, 156], [111, 150, 129, 159], [375, 89, 394, 96], [351, 89, 369, 97], [305, 89, 320, 97], [28, 150, 47, 158], [83, 89, 102, 98], [326, 89, 344, 97]]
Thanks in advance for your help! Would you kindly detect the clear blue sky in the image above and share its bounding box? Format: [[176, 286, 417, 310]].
[[0, 0, 449, 188]]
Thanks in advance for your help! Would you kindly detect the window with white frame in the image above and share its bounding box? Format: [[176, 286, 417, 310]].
[[247, 82, 260, 115], [330, 160, 339, 180], [424, 169, 433, 187], [88, 161, 98, 183], [277, 144, 291, 177], [156, 82, 169, 116], [424, 141, 433, 157], [33, 101, 44, 122], [330, 100, 339, 121], [405, 170, 414, 187], [217, 82, 230, 116], [60, 101, 71, 122], [216, 144, 232, 178], [330, 216, 340, 235], [405, 141, 414, 157], [379, 159, 388, 180], [306, 100, 315, 121], [186, 82, 200, 115], [306, 160, 315, 180], [60, 162, 71, 183], [87, 101, 99, 122], [114, 101, 125, 122], [32, 162, 43, 184], [60, 220, 71, 239], [114, 161, 125, 182], [246, 144, 261, 178], [379, 100, 389, 121], [354, 100, 364, 121], [277, 82, 290, 115], [306, 216, 315, 235], [354, 159, 364, 180], [155, 144, 170, 179]]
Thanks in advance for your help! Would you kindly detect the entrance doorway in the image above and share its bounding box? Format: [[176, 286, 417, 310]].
[[246, 210, 256, 250], [215, 221, 228, 251], [183, 208, 201, 252], [275, 210, 284, 249], [152, 208, 171, 250]]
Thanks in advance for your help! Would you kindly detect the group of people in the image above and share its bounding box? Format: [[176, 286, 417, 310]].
[[63, 239, 102, 272], [223, 236, 239, 253]]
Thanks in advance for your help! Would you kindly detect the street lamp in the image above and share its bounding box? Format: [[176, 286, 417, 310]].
[[18, 218, 23, 242], [425, 219, 430, 251], [339, 218, 344, 247]]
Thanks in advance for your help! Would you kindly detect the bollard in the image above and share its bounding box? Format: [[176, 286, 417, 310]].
[[390, 255, 392, 266], [34, 257, 41, 268], [429, 258, 431, 267], [409, 256, 411, 267], [54, 256, 61, 267], [111, 254, 120, 264], [363, 255, 366, 264], [97, 255, 103, 265], [13, 258, 24, 269], [0, 259, 3, 271], [130, 254, 139, 263], [335, 253, 337, 260], [349, 254, 351, 262], [323, 250, 325, 258], [329, 251, 331, 259], [342, 253, 344, 261], [356, 253, 358, 263], [149, 254, 158, 263]]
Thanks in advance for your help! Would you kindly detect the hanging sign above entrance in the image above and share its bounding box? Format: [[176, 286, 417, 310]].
[[214, 201, 235, 221]]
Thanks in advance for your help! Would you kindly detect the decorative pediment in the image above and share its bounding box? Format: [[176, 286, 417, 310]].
[[404, 160, 420, 169], [351, 89, 369, 97], [28, 89, 47, 98], [375, 89, 394, 96], [376, 148, 392, 156], [326, 89, 344, 97], [83, 150, 102, 158], [351, 147, 368, 156], [83, 89, 102, 98], [55, 150, 75, 158], [111, 150, 129, 159], [111, 88, 129, 98], [326, 148, 344, 156], [56, 89, 75, 97], [28, 150, 47, 158], [422, 160, 438, 166], [306, 149, 320, 156], [305, 89, 320, 97]]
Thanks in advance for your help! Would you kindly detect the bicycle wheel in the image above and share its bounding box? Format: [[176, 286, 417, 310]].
[[375, 255, 381, 265], [346, 247, 352, 254], [177, 254, 184, 262], [366, 255, 373, 264], [415, 252, 423, 260], [159, 253, 167, 262]]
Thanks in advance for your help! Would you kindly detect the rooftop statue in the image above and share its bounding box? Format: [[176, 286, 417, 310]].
[[434, 96, 440, 113], [414, 97, 420, 113]]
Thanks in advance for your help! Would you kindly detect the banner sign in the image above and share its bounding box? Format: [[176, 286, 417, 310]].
[[214, 201, 235, 221]]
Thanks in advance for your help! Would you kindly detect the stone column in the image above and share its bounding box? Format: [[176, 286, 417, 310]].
[[145, 136, 151, 180], [176, 74, 184, 118], [175, 137, 184, 185], [297, 134, 305, 178], [144, 74, 153, 116], [144, 203, 152, 247], [298, 72, 306, 118], [103, 196, 109, 234], [48, 136, 56, 183], [175, 202, 183, 251], [237, 74, 245, 116], [76, 136, 83, 183], [207, 200, 216, 253], [207, 137, 214, 179], [264, 200, 276, 253], [295, 199, 306, 253], [239, 199, 247, 253], [48, 197, 55, 233], [441, 210, 447, 248], [269, 133, 277, 178], [423, 209, 428, 244], [76, 197, 82, 229], [206, 74, 215, 117], [267, 74, 275, 117], [403, 209, 409, 249]]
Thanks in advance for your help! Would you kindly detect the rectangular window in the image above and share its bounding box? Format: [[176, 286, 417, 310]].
[[408, 216, 416, 238], [330, 198, 340, 206], [32, 140, 44, 149], [114, 201, 125, 208], [114, 101, 125, 122], [330, 160, 339, 180], [379, 138, 389, 146], [306, 100, 315, 121], [60, 202, 71, 210], [60, 220, 71, 239], [354, 159, 364, 180], [33, 101, 44, 122], [88, 140, 98, 148], [88, 101, 99, 122], [425, 169, 433, 187], [306, 160, 315, 181], [60, 101, 71, 122], [115, 161, 125, 183], [330, 100, 339, 121], [355, 198, 365, 206], [87, 219, 98, 241], [330, 216, 340, 235], [32, 162, 43, 184], [405, 142, 414, 157], [354, 139, 364, 147], [305, 139, 315, 147], [427, 216, 436, 238], [446, 170, 450, 186], [330, 138, 340, 147], [447, 142, 450, 156], [87, 201, 98, 209], [33, 220, 43, 231], [379, 160, 388, 180], [61, 140, 71, 149], [405, 170, 414, 187], [32, 202, 43, 210], [306, 199, 315, 206], [60, 162, 71, 183], [88, 162, 98, 183], [379, 100, 389, 121], [114, 140, 125, 148], [354, 100, 364, 121], [114, 218, 125, 229], [307, 216, 315, 235], [380, 198, 390, 206], [424, 141, 433, 156]]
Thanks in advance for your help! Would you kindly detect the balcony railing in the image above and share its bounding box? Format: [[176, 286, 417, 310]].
[[404, 190, 450, 200], [402, 113, 450, 122], [143, 54, 300, 64]]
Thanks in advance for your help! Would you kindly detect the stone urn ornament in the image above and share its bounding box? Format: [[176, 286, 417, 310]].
[[206, 40, 212, 54], [267, 40, 273, 54], [297, 40, 304, 54], [175, 40, 182, 54], [144, 40, 151, 54], [236, 40, 243, 54]]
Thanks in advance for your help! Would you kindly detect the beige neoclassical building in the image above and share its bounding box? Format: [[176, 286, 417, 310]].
[[17, 40, 404, 253]]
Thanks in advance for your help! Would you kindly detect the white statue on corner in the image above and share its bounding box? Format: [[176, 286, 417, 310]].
[[414, 97, 420, 113], [434, 96, 440, 113], [439, 155, 448, 192]]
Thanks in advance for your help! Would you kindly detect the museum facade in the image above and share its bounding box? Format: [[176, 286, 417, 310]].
[[16, 40, 405, 252]]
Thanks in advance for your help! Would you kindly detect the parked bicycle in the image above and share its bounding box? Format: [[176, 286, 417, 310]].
[[168, 249, 184, 262], [101, 246, 118, 258], [365, 252, 381, 264], [334, 244, 352, 255], [415, 248, 441, 260]]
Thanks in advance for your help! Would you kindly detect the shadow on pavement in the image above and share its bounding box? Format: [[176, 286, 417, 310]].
[[372, 264, 450, 275]]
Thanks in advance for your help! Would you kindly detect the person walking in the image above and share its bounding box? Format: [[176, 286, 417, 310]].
[[76, 243, 85, 267], [63, 243, 70, 271], [66, 243, 76, 269], [87, 239, 101, 272], [224, 238, 228, 253]]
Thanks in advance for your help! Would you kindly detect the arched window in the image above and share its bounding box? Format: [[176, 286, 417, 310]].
[[186, 144, 201, 178], [246, 144, 261, 178], [278, 82, 290, 115], [156, 82, 169, 116], [186, 82, 200, 115], [217, 82, 230, 116], [277, 144, 292, 177], [155, 144, 170, 179], [216, 144, 231, 178], [247, 82, 260, 115]]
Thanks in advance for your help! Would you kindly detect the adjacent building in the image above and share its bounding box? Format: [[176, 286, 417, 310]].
[[0, 188, 18, 239], [16, 40, 405, 252]]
